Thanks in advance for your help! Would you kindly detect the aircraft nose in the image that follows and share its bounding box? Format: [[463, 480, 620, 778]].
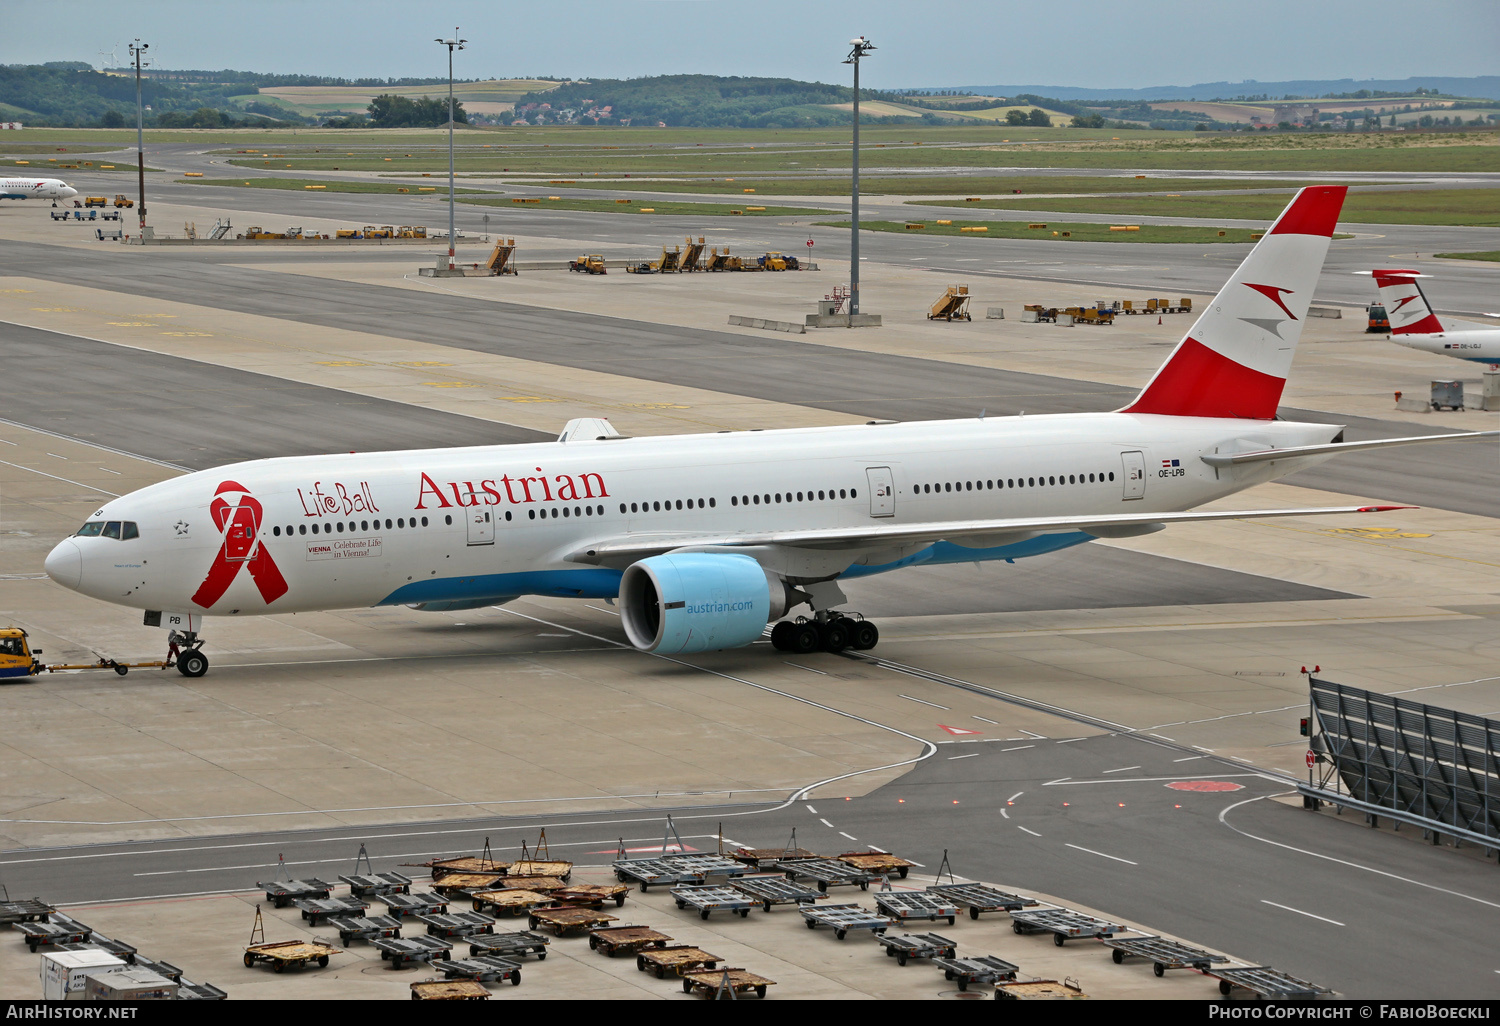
[[61, 186, 77, 197], [44, 539, 82, 590]]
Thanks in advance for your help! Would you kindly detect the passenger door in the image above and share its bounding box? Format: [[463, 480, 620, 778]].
[[222, 505, 258, 561], [866, 466, 895, 518], [1120, 451, 1147, 500], [466, 508, 495, 546]]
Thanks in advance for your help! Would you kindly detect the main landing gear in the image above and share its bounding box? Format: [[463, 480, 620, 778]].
[[769, 614, 879, 655], [168, 630, 210, 678]]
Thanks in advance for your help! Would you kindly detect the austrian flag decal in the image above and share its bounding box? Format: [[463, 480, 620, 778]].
[[191, 481, 289, 608]]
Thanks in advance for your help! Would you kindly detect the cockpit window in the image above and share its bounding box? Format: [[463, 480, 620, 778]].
[[121, 522, 139, 540], [102, 522, 122, 540], [75, 521, 138, 539], [76, 522, 105, 537]]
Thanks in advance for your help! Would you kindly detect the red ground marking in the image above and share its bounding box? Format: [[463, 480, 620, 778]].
[[1165, 781, 1245, 792], [938, 724, 983, 736]]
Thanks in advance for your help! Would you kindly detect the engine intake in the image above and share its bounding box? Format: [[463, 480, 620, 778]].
[[620, 553, 784, 654]]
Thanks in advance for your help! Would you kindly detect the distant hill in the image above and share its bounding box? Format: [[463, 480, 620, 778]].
[[929, 76, 1500, 102]]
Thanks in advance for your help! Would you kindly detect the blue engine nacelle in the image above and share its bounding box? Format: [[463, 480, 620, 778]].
[[620, 553, 782, 654]]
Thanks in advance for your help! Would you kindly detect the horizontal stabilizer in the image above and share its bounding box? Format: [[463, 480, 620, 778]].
[[1202, 430, 1498, 467]]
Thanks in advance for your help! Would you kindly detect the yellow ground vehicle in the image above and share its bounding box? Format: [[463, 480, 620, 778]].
[[0, 626, 170, 679], [113, 194, 134, 208], [82, 196, 108, 208], [569, 254, 606, 274]]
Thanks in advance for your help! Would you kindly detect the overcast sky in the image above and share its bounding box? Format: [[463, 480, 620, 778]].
[[5, 0, 1496, 89]]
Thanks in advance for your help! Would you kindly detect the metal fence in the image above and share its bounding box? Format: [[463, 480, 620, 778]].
[[1301, 676, 1500, 848]]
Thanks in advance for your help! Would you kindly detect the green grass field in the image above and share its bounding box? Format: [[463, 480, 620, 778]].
[[459, 196, 836, 217], [818, 219, 1270, 244], [1434, 251, 1500, 262], [911, 188, 1500, 226], [175, 177, 486, 195]]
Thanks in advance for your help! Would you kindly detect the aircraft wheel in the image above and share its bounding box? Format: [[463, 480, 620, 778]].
[[850, 620, 879, 650], [177, 649, 209, 678], [818, 619, 849, 653], [770, 620, 797, 651], [789, 623, 820, 655]]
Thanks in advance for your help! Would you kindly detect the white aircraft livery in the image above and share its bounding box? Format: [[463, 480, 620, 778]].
[[0, 177, 78, 203], [43, 186, 1496, 677], [1364, 268, 1500, 368]]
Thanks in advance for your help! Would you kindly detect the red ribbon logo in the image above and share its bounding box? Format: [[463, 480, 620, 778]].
[[191, 480, 289, 609]]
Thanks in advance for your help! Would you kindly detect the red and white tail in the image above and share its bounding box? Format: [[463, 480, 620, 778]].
[[1122, 185, 1347, 420], [1368, 269, 1444, 335]]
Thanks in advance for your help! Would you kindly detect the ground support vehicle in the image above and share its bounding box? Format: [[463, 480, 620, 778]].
[[417, 911, 496, 939], [371, 935, 450, 969], [681, 968, 775, 999], [1101, 935, 1227, 977], [995, 977, 1087, 999], [614, 858, 707, 892], [113, 195, 133, 207], [775, 858, 874, 892], [569, 254, 606, 274], [730, 875, 824, 911], [467, 930, 550, 961], [410, 979, 488, 1000], [379, 892, 449, 918], [430, 872, 506, 896], [933, 955, 1020, 990], [671, 885, 755, 920], [876, 932, 957, 966], [339, 873, 411, 897], [511, 859, 572, 880], [874, 892, 959, 926], [295, 896, 368, 925], [553, 883, 629, 908], [927, 883, 1038, 919], [799, 903, 892, 940], [0, 899, 54, 924], [637, 945, 722, 978], [928, 286, 972, 321], [469, 889, 557, 917], [18, 919, 91, 951], [242, 940, 339, 973], [1209, 966, 1332, 999], [729, 847, 819, 869], [588, 925, 672, 957], [258, 879, 332, 908], [529, 906, 617, 936], [422, 857, 510, 880], [1009, 908, 1126, 946], [326, 915, 402, 947], [429, 956, 521, 985], [838, 851, 915, 879]]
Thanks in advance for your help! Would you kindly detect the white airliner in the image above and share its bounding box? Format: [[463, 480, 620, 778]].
[[1362, 268, 1500, 369], [43, 186, 1496, 677], [0, 177, 78, 204]]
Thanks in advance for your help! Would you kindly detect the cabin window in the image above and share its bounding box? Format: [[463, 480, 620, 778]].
[[505, 511, 512, 521], [421, 517, 429, 526], [731, 496, 738, 506], [273, 526, 281, 537], [709, 498, 716, 508], [529, 510, 536, 520]]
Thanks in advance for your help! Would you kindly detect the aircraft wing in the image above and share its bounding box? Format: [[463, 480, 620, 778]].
[[1203, 430, 1497, 467], [566, 503, 1411, 566]]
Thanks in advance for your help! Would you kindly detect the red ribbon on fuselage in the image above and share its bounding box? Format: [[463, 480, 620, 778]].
[[191, 480, 289, 608]]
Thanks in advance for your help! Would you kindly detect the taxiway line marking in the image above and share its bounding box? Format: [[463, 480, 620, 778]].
[[948, 753, 980, 760], [1017, 826, 1042, 837], [1260, 900, 1343, 926], [1046, 773, 1264, 786], [1008, 792, 1024, 802], [786, 662, 829, 675], [839, 832, 858, 841], [1065, 843, 1137, 865], [1173, 756, 1205, 763], [805, 805, 817, 814], [1055, 738, 1086, 744], [1101, 766, 1142, 774], [972, 716, 999, 725], [819, 818, 836, 829], [898, 694, 949, 709], [0, 459, 120, 497], [1002, 745, 1035, 752], [1000, 809, 1009, 818]]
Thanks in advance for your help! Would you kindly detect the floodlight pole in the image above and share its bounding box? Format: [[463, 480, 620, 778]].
[[844, 38, 874, 316], [436, 28, 467, 270], [130, 39, 148, 232]]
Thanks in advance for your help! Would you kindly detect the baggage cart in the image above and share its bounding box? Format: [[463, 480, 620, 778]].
[[876, 931, 958, 965], [1210, 966, 1332, 999], [410, 979, 488, 1000], [589, 925, 673, 957], [469, 889, 556, 916], [730, 847, 819, 868], [552, 882, 629, 908], [874, 892, 959, 926], [326, 914, 403, 946], [429, 955, 522, 985], [242, 939, 339, 973], [295, 896, 369, 924], [0, 898, 54, 924], [176, 980, 228, 1000], [258, 878, 332, 908], [995, 977, 1087, 999], [1101, 935, 1227, 976], [421, 856, 510, 880], [17, 919, 91, 951], [671, 885, 756, 920], [775, 857, 873, 892], [132, 956, 181, 982], [666, 854, 750, 878], [799, 902, 892, 940], [379, 892, 449, 918], [339, 872, 411, 897], [529, 906, 617, 936], [488, 875, 566, 893], [371, 935, 450, 969], [731, 875, 824, 911], [614, 858, 706, 892], [1009, 908, 1126, 945], [53, 936, 136, 963], [838, 851, 915, 879], [637, 945, 722, 978], [417, 911, 496, 938], [512, 860, 573, 881], [927, 883, 1038, 919], [934, 955, 1020, 990], [431, 872, 507, 896], [681, 967, 775, 999], [468, 930, 550, 961]]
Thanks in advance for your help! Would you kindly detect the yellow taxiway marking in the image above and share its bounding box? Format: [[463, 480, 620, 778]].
[[1324, 526, 1433, 540]]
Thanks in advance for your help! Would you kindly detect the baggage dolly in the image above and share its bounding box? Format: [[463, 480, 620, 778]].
[[1209, 966, 1332, 999], [417, 911, 496, 938], [430, 872, 506, 896], [0, 899, 55, 924], [799, 902, 893, 940], [54, 936, 136, 963], [529, 905, 617, 936], [1101, 935, 1228, 976], [327, 915, 402, 947], [637, 945, 722, 978], [371, 935, 451, 969], [429, 955, 522, 985], [552, 882, 629, 908], [730, 847, 819, 869], [731, 875, 824, 911], [243, 939, 340, 973], [468, 930, 550, 961], [663, 854, 748, 878], [927, 883, 1039, 919], [295, 896, 369, 925], [379, 892, 449, 918], [410, 979, 488, 1001], [469, 888, 557, 917], [1009, 908, 1126, 946], [775, 857, 874, 892], [681, 968, 776, 999], [589, 925, 673, 957], [876, 931, 958, 966], [259, 878, 333, 908], [613, 858, 705, 892], [421, 856, 510, 880], [671, 885, 756, 920], [874, 891, 959, 926], [17, 918, 91, 951], [340, 873, 411, 897], [838, 851, 915, 879], [934, 955, 1020, 991]]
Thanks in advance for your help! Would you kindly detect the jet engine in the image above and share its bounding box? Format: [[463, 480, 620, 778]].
[[619, 553, 790, 654]]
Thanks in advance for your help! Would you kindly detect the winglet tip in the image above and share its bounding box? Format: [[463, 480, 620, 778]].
[[1357, 505, 1418, 513]]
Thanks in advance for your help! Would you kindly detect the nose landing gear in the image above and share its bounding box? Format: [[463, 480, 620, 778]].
[[769, 614, 879, 654], [168, 631, 210, 678]]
